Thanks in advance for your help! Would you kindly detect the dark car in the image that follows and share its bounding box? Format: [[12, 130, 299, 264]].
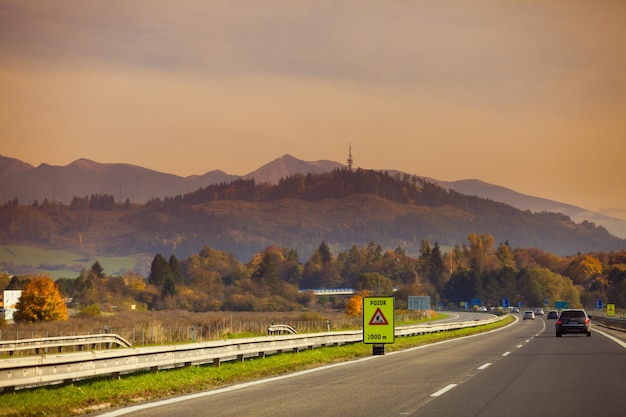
[[547, 310, 558, 319], [556, 309, 591, 337]]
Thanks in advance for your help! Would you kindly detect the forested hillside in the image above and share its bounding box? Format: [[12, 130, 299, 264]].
[[0, 169, 623, 270]]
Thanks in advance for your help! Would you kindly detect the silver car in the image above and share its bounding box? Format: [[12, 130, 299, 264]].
[[523, 311, 535, 320]]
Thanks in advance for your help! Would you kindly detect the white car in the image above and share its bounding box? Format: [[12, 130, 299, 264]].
[[523, 311, 535, 320]]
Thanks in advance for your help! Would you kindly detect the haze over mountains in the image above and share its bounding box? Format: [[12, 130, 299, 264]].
[[1, 153, 625, 239]]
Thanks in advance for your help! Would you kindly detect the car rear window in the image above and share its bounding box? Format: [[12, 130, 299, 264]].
[[560, 311, 585, 318]]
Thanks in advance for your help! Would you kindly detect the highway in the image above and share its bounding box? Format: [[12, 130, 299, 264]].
[[98, 314, 626, 417]]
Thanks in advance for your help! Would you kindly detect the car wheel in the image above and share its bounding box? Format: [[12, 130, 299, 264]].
[[556, 332, 561, 337], [587, 331, 591, 337]]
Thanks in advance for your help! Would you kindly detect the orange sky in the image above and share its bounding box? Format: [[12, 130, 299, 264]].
[[1, 0, 625, 216]]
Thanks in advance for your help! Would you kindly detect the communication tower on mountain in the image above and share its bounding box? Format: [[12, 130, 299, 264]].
[[347, 143, 353, 171]]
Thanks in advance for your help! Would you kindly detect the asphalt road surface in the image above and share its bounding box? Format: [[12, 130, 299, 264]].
[[98, 314, 626, 417]]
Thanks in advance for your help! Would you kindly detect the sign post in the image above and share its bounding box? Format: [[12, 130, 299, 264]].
[[363, 296, 395, 355]]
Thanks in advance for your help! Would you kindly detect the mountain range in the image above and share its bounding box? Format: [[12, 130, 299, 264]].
[[1, 153, 625, 239]]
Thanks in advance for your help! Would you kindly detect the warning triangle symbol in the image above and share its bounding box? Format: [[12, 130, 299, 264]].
[[369, 307, 389, 325]]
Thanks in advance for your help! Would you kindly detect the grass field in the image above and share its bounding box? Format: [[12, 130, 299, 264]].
[[0, 245, 148, 279], [0, 315, 514, 417]]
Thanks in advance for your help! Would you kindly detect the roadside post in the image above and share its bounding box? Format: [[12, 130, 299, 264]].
[[363, 296, 395, 355]]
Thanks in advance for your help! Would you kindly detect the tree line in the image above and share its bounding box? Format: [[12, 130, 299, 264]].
[[3, 235, 625, 322]]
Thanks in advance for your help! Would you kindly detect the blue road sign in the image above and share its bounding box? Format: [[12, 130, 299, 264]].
[[502, 298, 509, 308], [596, 299, 603, 309]]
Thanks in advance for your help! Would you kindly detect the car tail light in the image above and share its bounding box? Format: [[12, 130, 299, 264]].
[[557, 320, 562, 325], [584, 318, 589, 324]]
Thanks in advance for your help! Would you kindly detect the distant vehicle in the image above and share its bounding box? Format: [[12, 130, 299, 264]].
[[547, 310, 558, 319], [511, 307, 519, 313], [523, 311, 535, 320], [534, 308, 544, 316], [478, 306, 488, 312], [556, 309, 591, 337]]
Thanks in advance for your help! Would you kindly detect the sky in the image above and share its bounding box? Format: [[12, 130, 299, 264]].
[[1, 0, 625, 217]]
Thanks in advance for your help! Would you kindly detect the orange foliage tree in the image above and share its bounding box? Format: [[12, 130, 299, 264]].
[[345, 290, 372, 318], [13, 276, 69, 322]]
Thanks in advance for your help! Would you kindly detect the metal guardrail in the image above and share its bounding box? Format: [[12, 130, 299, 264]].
[[590, 316, 626, 331], [267, 324, 298, 335], [0, 334, 132, 356], [0, 316, 504, 392]]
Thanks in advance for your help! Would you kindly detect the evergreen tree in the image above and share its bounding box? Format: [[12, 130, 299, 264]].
[[148, 254, 172, 288], [169, 255, 184, 284], [430, 242, 444, 288], [90, 261, 105, 279], [253, 251, 280, 294], [318, 241, 332, 263]]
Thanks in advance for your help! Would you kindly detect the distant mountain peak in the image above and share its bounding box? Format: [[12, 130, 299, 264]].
[[245, 154, 344, 184], [0, 154, 34, 177]]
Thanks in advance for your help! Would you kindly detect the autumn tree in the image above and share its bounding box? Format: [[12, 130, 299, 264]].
[[0, 271, 11, 290], [13, 276, 68, 322], [465, 233, 498, 273], [496, 241, 517, 270], [518, 267, 580, 307], [354, 272, 394, 295], [345, 290, 372, 318], [565, 255, 603, 287]]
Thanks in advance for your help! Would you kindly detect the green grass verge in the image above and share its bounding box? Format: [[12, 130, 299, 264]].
[[0, 315, 514, 417]]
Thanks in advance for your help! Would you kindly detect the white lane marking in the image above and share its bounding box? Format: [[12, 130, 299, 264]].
[[516, 344, 523, 348], [431, 384, 457, 397], [478, 362, 492, 370], [502, 351, 511, 356], [594, 328, 626, 349]]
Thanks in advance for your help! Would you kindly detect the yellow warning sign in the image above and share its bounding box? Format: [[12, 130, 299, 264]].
[[607, 303, 615, 316], [363, 297, 394, 344]]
